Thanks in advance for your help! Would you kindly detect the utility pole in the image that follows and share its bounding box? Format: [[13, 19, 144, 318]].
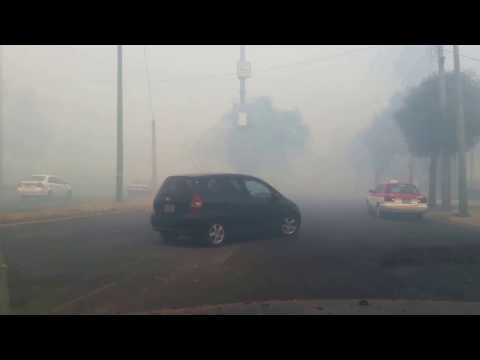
[[240, 45, 246, 110], [437, 45, 451, 211], [237, 45, 251, 127], [151, 117, 157, 191], [116, 45, 124, 202], [0, 45, 4, 190], [453, 45, 469, 216], [144, 46, 157, 191], [0, 46, 9, 315]]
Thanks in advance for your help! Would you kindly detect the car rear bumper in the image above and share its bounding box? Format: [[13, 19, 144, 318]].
[[380, 202, 428, 214], [150, 213, 205, 234]]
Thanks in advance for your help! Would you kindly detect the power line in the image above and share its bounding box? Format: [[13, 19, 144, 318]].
[[444, 48, 480, 63], [255, 45, 383, 74], [151, 45, 385, 85]]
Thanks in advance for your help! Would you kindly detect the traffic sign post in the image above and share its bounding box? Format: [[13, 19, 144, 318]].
[[237, 61, 252, 79], [238, 112, 248, 127]]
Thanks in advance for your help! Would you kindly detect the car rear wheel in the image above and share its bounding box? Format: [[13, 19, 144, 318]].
[[280, 215, 300, 238], [204, 223, 226, 247]]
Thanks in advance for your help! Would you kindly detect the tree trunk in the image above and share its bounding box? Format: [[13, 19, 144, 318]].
[[469, 150, 474, 190], [374, 168, 381, 187], [441, 151, 452, 210], [408, 155, 414, 184], [428, 152, 438, 208]]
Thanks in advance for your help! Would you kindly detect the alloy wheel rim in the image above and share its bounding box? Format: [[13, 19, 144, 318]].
[[281, 217, 297, 235], [208, 224, 225, 245]]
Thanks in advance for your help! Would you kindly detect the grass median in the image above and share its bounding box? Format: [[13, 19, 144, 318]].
[[0, 198, 154, 225]]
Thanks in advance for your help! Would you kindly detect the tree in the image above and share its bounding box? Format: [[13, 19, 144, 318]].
[[395, 71, 480, 205], [222, 97, 309, 177], [351, 94, 407, 186], [4, 88, 51, 180]]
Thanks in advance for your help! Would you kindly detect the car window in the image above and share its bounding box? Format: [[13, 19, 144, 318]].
[[204, 177, 244, 199], [244, 179, 272, 199], [229, 178, 245, 195], [389, 184, 419, 194]]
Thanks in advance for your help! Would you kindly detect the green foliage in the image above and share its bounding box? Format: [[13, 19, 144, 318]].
[[223, 97, 309, 174], [395, 71, 480, 156], [352, 94, 407, 178]]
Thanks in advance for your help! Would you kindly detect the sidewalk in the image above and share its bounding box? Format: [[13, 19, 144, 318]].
[[427, 205, 480, 230]]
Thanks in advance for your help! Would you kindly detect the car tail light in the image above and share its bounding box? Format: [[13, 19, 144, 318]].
[[384, 195, 395, 202], [191, 194, 204, 209]]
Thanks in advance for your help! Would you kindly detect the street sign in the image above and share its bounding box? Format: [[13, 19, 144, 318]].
[[238, 112, 248, 127], [237, 61, 252, 79]]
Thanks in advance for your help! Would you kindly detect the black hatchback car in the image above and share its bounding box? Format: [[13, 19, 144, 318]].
[[150, 173, 301, 246]]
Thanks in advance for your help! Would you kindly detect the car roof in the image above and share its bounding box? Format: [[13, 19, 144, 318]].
[[383, 182, 416, 186], [168, 173, 256, 179]]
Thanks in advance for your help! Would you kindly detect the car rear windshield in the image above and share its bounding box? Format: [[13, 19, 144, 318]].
[[31, 176, 46, 182], [159, 177, 195, 197], [388, 184, 419, 194]]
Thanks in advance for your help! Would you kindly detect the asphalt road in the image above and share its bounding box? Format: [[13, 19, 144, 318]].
[[2, 197, 480, 314]]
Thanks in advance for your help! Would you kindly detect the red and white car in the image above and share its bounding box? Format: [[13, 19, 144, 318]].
[[366, 180, 428, 219]]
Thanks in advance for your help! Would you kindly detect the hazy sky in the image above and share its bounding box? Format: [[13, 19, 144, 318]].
[[3, 45, 480, 193]]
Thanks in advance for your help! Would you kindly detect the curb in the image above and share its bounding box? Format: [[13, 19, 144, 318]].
[[0, 207, 150, 228], [427, 211, 480, 232]]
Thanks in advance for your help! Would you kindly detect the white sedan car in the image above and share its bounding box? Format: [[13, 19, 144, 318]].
[[17, 174, 72, 199]]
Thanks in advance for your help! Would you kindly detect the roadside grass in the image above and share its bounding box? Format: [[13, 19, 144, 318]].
[[428, 206, 480, 229], [449, 206, 480, 226], [0, 198, 153, 225]]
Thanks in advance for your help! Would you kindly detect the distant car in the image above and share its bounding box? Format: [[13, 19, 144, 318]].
[[17, 174, 72, 199], [150, 173, 301, 246], [366, 180, 428, 219]]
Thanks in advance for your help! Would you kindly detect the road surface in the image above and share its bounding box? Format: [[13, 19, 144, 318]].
[[2, 197, 480, 314]]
